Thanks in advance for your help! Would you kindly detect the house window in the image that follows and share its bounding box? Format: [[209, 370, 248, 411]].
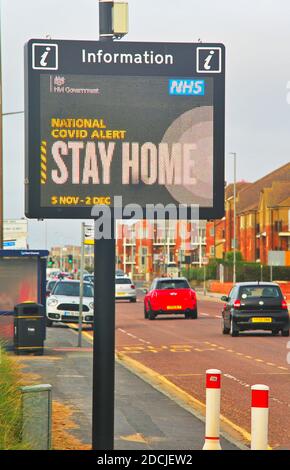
[[210, 246, 215, 256], [210, 227, 214, 237]]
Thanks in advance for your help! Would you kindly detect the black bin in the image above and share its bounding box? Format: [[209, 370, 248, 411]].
[[14, 303, 45, 355]]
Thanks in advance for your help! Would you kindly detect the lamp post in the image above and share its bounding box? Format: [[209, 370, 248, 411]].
[[229, 152, 237, 284]]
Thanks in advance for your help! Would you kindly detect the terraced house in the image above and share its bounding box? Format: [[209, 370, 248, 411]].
[[206, 163, 290, 265]]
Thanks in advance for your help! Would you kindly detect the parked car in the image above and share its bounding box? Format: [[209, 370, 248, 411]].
[[46, 280, 94, 327], [221, 282, 289, 337], [144, 277, 197, 320], [83, 274, 94, 284], [115, 269, 126, 278], [115, 277, 136, 302], [46, 279, 57, 297]]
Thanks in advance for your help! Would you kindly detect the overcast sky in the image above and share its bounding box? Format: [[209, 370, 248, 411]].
[[2, 0, 290, 248]]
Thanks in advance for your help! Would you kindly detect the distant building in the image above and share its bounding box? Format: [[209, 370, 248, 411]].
[[116, 220, 207, 278], [206, 163, 290, 265], [4, 219, 28, 249]]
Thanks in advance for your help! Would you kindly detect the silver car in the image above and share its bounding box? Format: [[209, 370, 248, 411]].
[[115, 277, 136, 302]]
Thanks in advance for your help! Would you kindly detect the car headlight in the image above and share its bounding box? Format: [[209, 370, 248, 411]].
[[89, 302, 94, 310], [47, 298, 58, 307]]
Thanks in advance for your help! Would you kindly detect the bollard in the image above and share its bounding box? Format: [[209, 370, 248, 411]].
[[251, 384, 269, 450], [203, 369, 222, 450]]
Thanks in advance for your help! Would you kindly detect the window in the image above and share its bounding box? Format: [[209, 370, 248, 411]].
[[238, 285, 282, 299], [210, 245, 215, 256], [53, 282, 93, 297], [115, 278, 132, 284], [156, 279, 190, 290], [210, 227, 214, 237]]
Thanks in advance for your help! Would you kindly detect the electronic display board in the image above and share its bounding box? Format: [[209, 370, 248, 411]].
[[25, 40, 225, 219]]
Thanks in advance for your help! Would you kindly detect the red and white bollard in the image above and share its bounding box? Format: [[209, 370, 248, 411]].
[[203, 369, 222, 450], [251, 384, 269, 450]]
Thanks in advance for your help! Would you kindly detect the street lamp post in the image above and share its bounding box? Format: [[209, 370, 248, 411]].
[[229, 152, 237, 284]]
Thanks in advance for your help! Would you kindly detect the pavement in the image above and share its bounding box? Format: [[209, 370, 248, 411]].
[[19, 325, 238, 450]]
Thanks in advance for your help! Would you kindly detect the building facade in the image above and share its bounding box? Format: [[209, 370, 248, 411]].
[[206, 163, 290, 265]]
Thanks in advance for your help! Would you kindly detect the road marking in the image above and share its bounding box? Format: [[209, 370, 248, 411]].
[[117, 327, 151, 345], [200, 313, 209, 316], [215, 315, 222, 319]]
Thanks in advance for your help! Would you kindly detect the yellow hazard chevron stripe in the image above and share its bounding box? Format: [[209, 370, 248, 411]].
[[40, 140, 47, 184]]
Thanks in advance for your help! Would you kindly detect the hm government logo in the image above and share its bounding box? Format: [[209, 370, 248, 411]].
[[50, 75, 100, 96], [54, 76, 65, 87], [32, 43, 58, 70]]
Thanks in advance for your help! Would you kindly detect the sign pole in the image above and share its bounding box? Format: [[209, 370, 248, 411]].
[[91, 1, 116, 451], [92, 218, 116, 450], [78, 222, 85, 348]]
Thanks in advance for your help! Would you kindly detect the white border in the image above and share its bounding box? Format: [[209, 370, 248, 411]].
[[196, 47, 222, 74], [32, 43, 59, 70]]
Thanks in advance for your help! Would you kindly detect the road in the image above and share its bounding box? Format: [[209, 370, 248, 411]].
[[85, 291, 290, 449]]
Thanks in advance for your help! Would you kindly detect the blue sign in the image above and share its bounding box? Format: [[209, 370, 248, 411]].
[[3, 241, 16, 247], [169, 79, 205, 96]]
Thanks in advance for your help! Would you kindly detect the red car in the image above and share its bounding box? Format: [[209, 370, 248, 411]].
[[144, 277, 198, 320]]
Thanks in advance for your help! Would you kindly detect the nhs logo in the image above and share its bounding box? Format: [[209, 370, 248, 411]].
[[169, 79, 205, 96]]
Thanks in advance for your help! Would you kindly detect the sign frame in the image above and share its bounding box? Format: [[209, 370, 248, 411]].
[[25, 39, 225, 220]]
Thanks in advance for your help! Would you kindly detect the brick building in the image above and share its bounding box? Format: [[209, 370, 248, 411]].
[[116, 220, 207, 278], [206, 163, 290, 265]]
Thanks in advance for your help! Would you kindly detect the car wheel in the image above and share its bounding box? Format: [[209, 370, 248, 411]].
[[191, 309, 198, 319], [148, 310, 156, 320], [130, 298, 137, 303], [144, 305, 149, 319], [46, 318, 53, 327], [271, 329, 280, 336], [222, 319, 230, 335], [230, 318, 239, 337], [282, 329, 289, 337]]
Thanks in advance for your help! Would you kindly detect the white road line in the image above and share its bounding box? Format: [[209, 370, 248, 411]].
[[200, 313, 209, 316], [117, 327, 151, 345], [215, 315, 222, 319]]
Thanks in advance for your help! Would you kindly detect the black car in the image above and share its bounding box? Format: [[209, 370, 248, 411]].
[[221, 282, 289, 337]]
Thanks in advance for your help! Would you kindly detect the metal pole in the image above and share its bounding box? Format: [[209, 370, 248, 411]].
[[92, 218, 115, 450], [91, 1, 117, 450], [78, 223, 85, 348], [203, 264, 206, 296], [199, 224, 202, 268], [99, 0, 114, 41], [230, 152, 237, 284]]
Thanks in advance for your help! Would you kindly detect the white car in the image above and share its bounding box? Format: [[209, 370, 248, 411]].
[[115, 277, 136, 302], [46, 280, 94, 326]]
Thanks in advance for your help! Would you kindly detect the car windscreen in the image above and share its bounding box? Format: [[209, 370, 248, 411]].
[[116, 270, 125, 276], [115, 278, 132, 284], [47, 281, 56, 291], [156, 280, 189, 290], [239, 285, 282, 299], [53, 282, 93, 297]]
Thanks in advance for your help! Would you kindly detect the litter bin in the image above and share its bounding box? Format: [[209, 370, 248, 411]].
[[14, 303, 45, 355]]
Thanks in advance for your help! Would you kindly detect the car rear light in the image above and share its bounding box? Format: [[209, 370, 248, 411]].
[[234, 300, 241, 308], [282, 299, 288, 310], [131, 285, 135, 289], [190, 290, 196, 299]]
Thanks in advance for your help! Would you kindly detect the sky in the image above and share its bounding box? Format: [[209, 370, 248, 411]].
[[2, 0, 290, 248]]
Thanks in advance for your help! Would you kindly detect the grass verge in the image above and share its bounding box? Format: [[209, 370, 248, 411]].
[[0, 346, 30, 449]]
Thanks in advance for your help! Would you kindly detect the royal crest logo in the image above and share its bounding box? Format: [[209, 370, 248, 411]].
[[54, 76, 65, 86]]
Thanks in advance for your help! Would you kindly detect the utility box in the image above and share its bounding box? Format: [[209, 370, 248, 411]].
[[21, 384, 52, 450], [113, 2, 128, 36], [14, 303, 45, 355]]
